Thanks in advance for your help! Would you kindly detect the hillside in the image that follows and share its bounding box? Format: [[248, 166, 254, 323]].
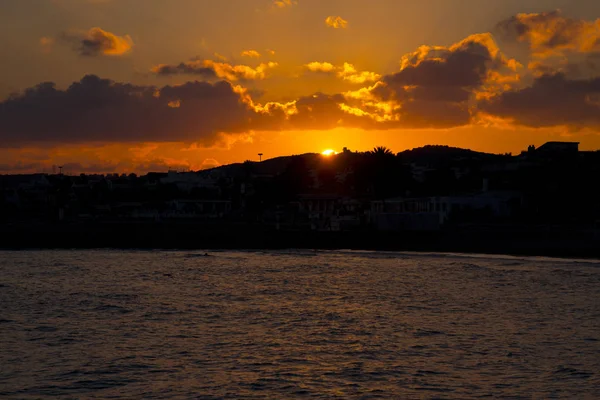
[[398, 145, 502, 164], [198, 146, 502, 176]]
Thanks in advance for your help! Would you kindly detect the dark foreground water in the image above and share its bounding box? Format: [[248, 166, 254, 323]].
[[1, 250, 599, 399]]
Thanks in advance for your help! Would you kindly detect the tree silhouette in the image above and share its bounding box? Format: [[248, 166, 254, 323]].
[[370, 146, 394, 157]]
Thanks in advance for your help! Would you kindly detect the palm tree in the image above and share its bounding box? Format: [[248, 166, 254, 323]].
[[370, 146, 394, 156], [368, 146, 403, 199]]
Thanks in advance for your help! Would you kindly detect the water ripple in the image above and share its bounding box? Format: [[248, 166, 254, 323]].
[[1, 249, 599, 398]]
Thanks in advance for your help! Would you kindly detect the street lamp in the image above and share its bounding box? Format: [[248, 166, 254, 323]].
[[258, 153, 263, 162]]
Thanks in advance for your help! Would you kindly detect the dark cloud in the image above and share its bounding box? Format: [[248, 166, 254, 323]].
[[60, 27, 133, 56], [385, 34, 505, 94], [152, 62, 217, 79], [289, 93, 348, 130], [354, 33, 516, 128], [478, 73, 600, 128], [390, 47, 487, 89], [0, 75, 257, 146]]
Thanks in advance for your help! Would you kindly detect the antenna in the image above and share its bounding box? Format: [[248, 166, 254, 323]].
[[258, 153, 263, 162]]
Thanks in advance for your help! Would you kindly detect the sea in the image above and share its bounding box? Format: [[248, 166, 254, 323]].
[[1, 249, 599, 399]]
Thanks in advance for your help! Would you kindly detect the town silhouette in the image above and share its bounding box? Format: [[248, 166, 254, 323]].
[[1, 141, 598, 257]]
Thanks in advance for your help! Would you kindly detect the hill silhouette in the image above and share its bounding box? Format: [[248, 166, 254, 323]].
[[199, 146, 502, 177], [199, 153, 321, 177], [398, 145, 504, 164]]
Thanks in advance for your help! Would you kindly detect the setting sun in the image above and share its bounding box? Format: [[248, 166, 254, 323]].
[[322, 149, 338, 156]]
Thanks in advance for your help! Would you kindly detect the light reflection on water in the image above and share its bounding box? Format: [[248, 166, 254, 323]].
[[1, 249, 599, 398]]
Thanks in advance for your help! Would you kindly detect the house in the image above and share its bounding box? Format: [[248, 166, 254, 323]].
[[536, 141, 579, 154], [371, 197, 443, 231], [371, 190, 522, 231], [297, 194, 368, 231], [520, 142, 580, 161]]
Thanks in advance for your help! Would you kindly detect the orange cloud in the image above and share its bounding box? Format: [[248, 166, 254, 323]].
[[60, 27, 133, 56], [498, 11, 600, 58], [305, 62, 380, 83], [338, 63, 381, 84], [203, 60, 278, 81], [241, 50, 261, 58], [325, 16, 348, 29], [395, 33, 522, 101], [273, 0, 296, 8], [305, 61, 336, 72], [153, 59, 278, 81], [7, 21, 600, 157], [2, 33, 520, 151]]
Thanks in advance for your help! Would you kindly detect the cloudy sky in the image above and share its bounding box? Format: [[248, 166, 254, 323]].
[[1, 0, 600, 173]]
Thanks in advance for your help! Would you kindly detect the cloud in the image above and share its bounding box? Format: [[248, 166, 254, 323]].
[[0, 32, 527, 149], [338, 63, 381, 84], [214, 52, 228, 61], [335, 33, 520, 128], [304, 62, 381, 83], [241, 50, 261, 58], [8, 21, 600, 149], [193, 60, 278, 81], [273, 0, 296, 8], [497, 11, 600, 58], [152, 59, 278, 81], [152, 62, 218, 79], [325, 16, 348, 29], [0, 75, 258, 146], [390, 34, 510, 89], [478, 72, 600, 129], [305, 61, 336, 73], [60, 27, 133, 56]]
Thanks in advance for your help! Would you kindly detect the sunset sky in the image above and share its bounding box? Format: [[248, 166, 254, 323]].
[[1, 0, 600, 173]]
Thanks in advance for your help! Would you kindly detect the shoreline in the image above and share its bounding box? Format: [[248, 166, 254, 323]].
[[1, 222, 599, 259]]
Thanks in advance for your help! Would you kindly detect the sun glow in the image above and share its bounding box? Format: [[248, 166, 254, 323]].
[[321, 149, 338, 156]]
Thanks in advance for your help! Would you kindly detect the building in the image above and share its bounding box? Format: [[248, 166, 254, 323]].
[[536, 141, 579, 154], [160, 170, 219, 193], [371, 190, 522, 231], [298, 194, 340, 230]]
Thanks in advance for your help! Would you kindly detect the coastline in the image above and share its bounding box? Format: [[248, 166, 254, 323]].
[[1, 221, 599, 259]]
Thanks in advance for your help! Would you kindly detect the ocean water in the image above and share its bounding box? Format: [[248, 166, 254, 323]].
[[1, 250, 599, 399]]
